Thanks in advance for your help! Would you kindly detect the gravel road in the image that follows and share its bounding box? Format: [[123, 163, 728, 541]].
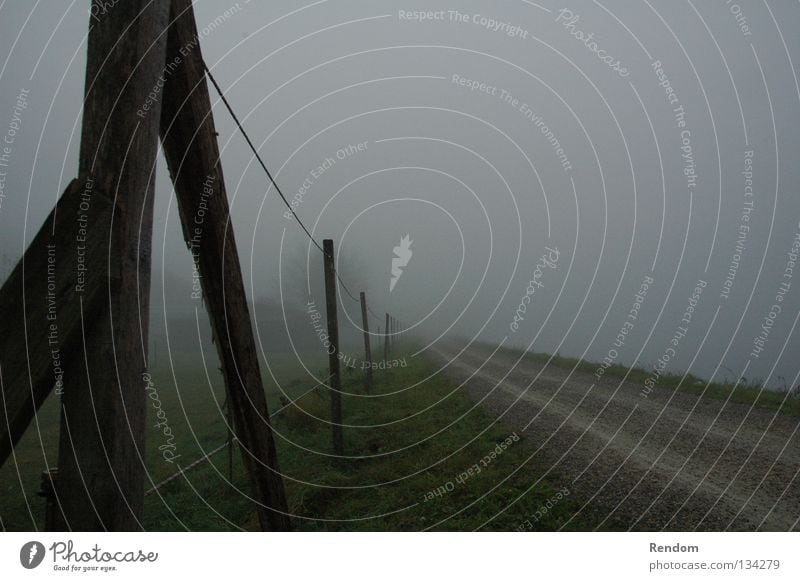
[[428, 342, 800, 531]]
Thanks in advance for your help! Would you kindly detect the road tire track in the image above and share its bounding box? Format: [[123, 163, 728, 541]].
[[428, 342, 800, 531]]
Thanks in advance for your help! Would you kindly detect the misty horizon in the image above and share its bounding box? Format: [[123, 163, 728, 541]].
[[2, 0, 799, 392]]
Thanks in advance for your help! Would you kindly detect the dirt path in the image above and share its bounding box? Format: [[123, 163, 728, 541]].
[[427, 342, 800, 531]]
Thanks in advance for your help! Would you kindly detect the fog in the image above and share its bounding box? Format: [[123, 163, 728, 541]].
[[2, 0, 799, 389]]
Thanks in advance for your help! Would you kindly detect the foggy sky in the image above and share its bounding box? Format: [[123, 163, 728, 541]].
[[1, 0, 799, 389]]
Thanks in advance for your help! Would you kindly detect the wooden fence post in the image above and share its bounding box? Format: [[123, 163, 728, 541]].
[[323, 240, 344, 455], [225, 397, 233, 480], [158, 0, 290, 530], [384, 313, 390, 360], [50, 0, 170, 531], [359, 292, 373, 391], [0, 180, 111, 471]]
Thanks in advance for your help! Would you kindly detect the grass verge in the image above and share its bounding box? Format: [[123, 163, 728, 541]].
[[146, 350, 599, 531], [2, 347, 602, 531]]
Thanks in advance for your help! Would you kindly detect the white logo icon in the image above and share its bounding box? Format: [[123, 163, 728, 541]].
[[20, 541, 45, 569], [390, 235, 413, 292]]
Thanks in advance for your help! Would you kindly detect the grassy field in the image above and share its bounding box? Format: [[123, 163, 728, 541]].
[[0, 350, 329, 531], [7, 339, 794, 531], [1, 347, 595, 531], [491, 343, 800, 418]]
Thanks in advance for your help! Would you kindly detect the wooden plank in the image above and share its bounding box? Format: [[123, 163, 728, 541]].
[[359, 292, 372, 391], [158, 0, 290, 530], [52, 0, 171, 530], [323, 240, 344, 455], [0, 180, 112, 467]]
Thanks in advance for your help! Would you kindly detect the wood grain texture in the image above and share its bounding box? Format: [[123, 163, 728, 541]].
[[359, 292, 373, 391], [53, 0, 170, 531], [0, 180, 112, 467], [323, 240, 343, 456], [158, 0, 290, 531]]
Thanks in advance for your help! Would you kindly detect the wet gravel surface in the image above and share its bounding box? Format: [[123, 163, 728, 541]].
[[428, 342, 800, 531]]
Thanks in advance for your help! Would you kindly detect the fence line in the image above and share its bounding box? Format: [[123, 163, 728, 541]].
[[145, 380, 326, 496]]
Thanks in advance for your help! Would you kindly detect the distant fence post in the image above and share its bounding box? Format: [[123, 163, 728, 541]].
[[323, 239, 344, 455], [384, 313, 390, 360], [359, 292, 373, 391]]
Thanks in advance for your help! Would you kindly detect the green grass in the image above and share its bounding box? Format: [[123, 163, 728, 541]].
[[146, 349, 597, 531], [274, 354, 595, 531], [0, 350, 328, 531], [1, 347, 599, 531], [10, 338, 793, 531], [489, 342, 800, 418]]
